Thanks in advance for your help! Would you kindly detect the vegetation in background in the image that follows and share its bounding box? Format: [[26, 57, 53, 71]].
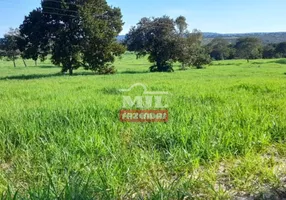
[[206, 37, 286, 61], [18, 0, 125, 75], [202, 32, 286, 44], [234, 37, 263, 62], [125, 16, 211, 72], [206, 38, 234, 60], [0, 29, 22, 68], [275, 42, 286, 58], [18, 8, 50, 66], [1, 14, 286, 73], [263, 43, 277, 59], [125, 16, 178, 72]]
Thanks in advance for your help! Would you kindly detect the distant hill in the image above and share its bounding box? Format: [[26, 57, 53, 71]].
[[202, 32, 286, 45], [117, 32, 286, 45]]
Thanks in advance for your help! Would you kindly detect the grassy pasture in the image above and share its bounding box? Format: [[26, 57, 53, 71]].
[[0, 54, 286, 199]]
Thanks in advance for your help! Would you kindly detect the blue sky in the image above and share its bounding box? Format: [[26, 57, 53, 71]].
[[0, 0, 285, 37]]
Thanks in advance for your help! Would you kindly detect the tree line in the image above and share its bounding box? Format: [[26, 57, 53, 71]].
[[0, 0, 286, 74], [206, 37, 286, 61]]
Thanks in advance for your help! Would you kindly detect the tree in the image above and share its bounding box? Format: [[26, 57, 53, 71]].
[[0, 29, 22, 68], [176, 29, 210, 69], [263, 44, 277, 59], [275, 42, 286, 58], [234, 37, 262, 62], [207, 38, 231, 60], [79, 0, 125, 74], [175, 16, 188, 36], [0, 38, 5, 59], [18, 8, 50, 66], [125, 16, 177, 72], [41, 0, 84, 75], [191, 46, 211, 69], [20, 0, 125, 75]]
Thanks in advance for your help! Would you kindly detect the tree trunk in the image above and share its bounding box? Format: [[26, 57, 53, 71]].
[[69, 67, 73, 75], [22, 59, 27, 67], [12, 57, 16, 68], [35, 60, 37, 67], [67, 58, 74, 75]]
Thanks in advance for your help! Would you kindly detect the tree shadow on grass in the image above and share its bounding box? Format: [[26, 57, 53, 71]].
[[242, 59, 286, 65], [252, 61, 265, 65], [267, 59, 286, 65], [211, 63, 242, 66], [0, 72, 96, 81], [273, 59, 286, 65], [38, 65, 60, 69], [0, 73, 63, 80], [0, 70, 150, 80], [119, 70, 149, 74]]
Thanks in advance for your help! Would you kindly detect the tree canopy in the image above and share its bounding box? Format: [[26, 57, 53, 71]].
[[207, 38, 232, 60], [275, 42, 286, 58], [125, 16, 178, 72], [125, 16, 211, 72], [18, 8, 50, 65], [19, 0, 125, 75], [0, 29, 21, 67], [235, 37, 263, 62]]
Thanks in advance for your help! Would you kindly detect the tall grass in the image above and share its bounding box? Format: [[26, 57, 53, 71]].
[[0, 56, 286, 199]]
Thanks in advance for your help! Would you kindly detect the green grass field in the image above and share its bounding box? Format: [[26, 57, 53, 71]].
[[0, 54, 286, 199]]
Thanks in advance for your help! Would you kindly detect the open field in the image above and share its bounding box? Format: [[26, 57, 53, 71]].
[[0, 54, 286, 199]]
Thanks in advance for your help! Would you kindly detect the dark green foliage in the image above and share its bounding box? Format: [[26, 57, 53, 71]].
[[18, 8, 50, 65], [275, 42, 286, 58], [263, 44, 277, 59], [125, 16, 211, 71], [0, 38, 5, 59], [203, 32, 286, 44], [125, 16, 178, 72], [207, 38, 232, 60], [176, 29, 211, 69], [41, 0, 86, 75], [19, 0, 125, 75], [235, 37, 263, 61], [79, 0, 125, 74], [191, 46, 212, 69], [0, 29, 21, 67]]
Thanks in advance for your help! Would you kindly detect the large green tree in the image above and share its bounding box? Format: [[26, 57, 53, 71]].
[[0, 29, 22, 67], [20, 0, 124, 75], [18, 8, 50, 66], [176, 29, 211, 69], [263, 44, 277, 59], [207, 38, 231, 60], [79, 0, 126, 73], [234, 37, 262, 62], [125, 16, 178, 72]]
